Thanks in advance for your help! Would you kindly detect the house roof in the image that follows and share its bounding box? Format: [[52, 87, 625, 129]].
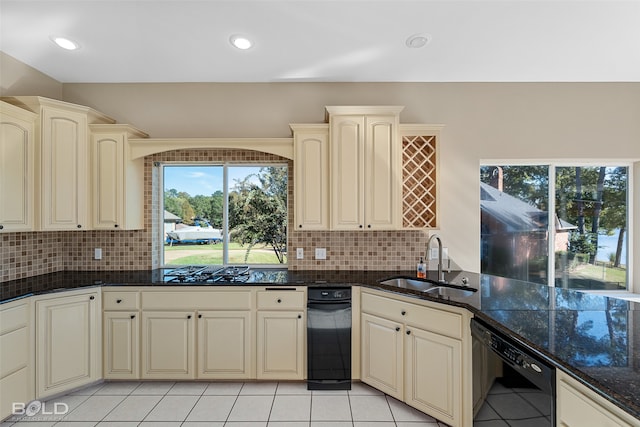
[[164, 210, 181, 222], [480, 182, 576, 233]]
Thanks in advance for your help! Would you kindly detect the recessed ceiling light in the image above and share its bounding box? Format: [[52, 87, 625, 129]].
[[51, 36, 80, 51], [405, 33, 431, 49], [230, 35, 253, 50]]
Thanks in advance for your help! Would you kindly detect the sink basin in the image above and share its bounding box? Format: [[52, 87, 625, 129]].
[[422, 286, 477, 298], [379, 277, 441, 291], [379, 276, 477, 298]]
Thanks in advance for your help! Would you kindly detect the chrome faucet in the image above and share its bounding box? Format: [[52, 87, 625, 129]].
[[427, 234, 446, 283]]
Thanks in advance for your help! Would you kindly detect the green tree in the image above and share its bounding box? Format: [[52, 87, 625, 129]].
[[228, 167, 288, 263]]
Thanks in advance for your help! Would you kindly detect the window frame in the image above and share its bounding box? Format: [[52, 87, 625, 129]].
[[480, 159, 634, 292], [158, 161, 289, 268]]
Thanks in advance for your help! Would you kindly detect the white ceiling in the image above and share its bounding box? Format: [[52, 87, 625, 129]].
[[1, 0, 639, 83]]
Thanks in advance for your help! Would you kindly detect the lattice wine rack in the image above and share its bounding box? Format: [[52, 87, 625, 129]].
[[402, 135, 437, 228]]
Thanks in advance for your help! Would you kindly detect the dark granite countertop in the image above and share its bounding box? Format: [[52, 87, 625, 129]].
[[1, 269, 638, 420]]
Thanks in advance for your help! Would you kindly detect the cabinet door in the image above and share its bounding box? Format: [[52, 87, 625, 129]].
[[256, 311, 304, 380], [141, 311, 195, 379], [0, 103, 36, 232], [103, 311, 139, 379], [36, 291, 100, 398], [360, 312, 403, 399], [198, 311, 252, 379], [365, 115, 400, 229], [405, 326, 461, 427], [40, 106, 88, 230], [330, 115, 365, 230], [92, 132, 123, 229], [294, 128, 329, 230]]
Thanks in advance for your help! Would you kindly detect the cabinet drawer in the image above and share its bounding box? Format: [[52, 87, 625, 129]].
[[257, 290, 305, 310], [0, 327, 28, 378], [0, 301, 28, 334], [361, 291, 462, 339], [142, 290, 252, 310], [103, 291, 140, 311]]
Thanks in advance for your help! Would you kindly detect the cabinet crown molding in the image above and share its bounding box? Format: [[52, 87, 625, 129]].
[[1, 96, 115, 125], [325, 106, 404, 120]]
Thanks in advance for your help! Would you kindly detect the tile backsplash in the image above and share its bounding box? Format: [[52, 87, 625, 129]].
[[1, 149, 439, 282]]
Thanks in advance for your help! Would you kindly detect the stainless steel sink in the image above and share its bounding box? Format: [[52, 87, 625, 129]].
[[422, 286, 476, 298], [379, 276, 477, 298], [379, 277, 440, 291]]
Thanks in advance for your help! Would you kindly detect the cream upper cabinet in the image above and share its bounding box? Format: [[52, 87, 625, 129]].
[[90, 124, 148, 230], [291, 124, 329, 230], [35, 289, 101, 399], [1, 96, 115, 231], [557, 370, 637, 427], [0, 298, 33, 420], [327, 107, 403, 230], [0, 101, 37, 232]]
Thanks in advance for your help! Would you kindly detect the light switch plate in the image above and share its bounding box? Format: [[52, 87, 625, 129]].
[[315, 248, 326, 260], [296, 248, 304, 259]]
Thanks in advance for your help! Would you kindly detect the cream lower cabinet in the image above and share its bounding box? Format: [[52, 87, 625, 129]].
[[198, 310, 253, 379], [0, 298, 33, 420], [256, 288, 306, 380], [140, 288, 254, 380], [360, 288, 471, 427], [141, 311, 195, 379], [103, 289, 140, 379], [35, 289, 101, 399], [361, 312, 403, 398], [557, 370, 638, 427]]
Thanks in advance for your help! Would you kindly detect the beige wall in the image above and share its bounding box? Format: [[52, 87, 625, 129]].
[[0, 52, 62, 99], [2, 63, 639, 283], [58, 82, 640, 277]]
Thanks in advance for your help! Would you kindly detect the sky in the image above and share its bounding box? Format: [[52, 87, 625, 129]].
[[164, 165, 263, 197]]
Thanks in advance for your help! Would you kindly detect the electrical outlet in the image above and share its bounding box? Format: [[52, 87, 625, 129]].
[[94, 248, 102, 260], [315, 248, 327, 260], [296, 248, 304, 259], [442, 247, 449, 259], [430, 248, 439, 260]]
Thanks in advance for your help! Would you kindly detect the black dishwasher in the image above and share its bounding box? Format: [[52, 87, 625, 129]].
[[307, 287, 351, 390]]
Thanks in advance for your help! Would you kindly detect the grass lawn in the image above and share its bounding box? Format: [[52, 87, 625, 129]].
[[164, 242, 286, 265]]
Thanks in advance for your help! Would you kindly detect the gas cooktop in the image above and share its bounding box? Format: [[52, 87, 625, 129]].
[[163, 265, 251, 283]]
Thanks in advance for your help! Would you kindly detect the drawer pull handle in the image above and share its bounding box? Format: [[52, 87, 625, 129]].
[[401, 310, 406, 316], [117, 299, 122, 303], [395, 327, 401, 332], [89, 296, 95, 300], [130, 315, 135, 319]]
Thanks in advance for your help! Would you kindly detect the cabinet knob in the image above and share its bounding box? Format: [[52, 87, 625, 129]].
[[116, 299, 122, 303], [77, 224, 82, 229], [89, 296, 95, 300], [367, 224, 372, 229], [277, 298, 282, 303], [198, 314, 202, 318], [130, 314, 135, 319], [395, 327, 401, 332], [401, 310, 406, 316], [406, 330, 411, 335], [187, 315, 192, 319], [359, 224, 363, 229], [299, 224, 302, 228], [298, 314, 302, 319], [114, 224, 119, 228], [0, 225, 4, 230]]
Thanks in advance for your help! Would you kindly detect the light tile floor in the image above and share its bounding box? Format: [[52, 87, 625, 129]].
[[2, 381, 449, 427]]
